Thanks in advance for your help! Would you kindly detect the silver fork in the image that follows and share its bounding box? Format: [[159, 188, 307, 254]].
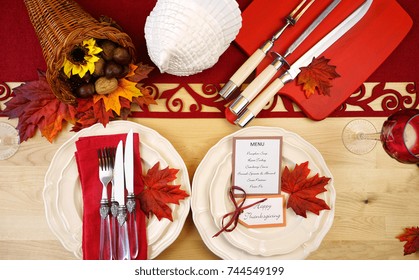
[[107, 147, 118, 260], [98, 148, 113, 260]]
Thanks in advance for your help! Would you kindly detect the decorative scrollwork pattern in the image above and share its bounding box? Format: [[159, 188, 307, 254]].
[[1, 81, 417, 119]]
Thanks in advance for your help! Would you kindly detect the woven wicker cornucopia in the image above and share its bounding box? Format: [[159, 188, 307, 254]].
[[24, 0, 136, 104]]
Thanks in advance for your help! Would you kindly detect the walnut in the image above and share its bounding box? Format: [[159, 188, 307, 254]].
[[95, 77, 118, 95]]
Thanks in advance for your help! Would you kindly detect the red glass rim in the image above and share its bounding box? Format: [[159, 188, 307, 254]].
[[404, 113, 419, 160]]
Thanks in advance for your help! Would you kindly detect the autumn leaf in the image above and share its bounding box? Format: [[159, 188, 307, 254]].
[[126, 63, 155, 83], [281, 161, 331, 218], [3, 70, 77, 142], [396, 226, 419, 255], [136, 162, 189, 221], [132, 86, 157, 110], [93, 78, 143, 116], [297, 56, 340, 98], [71, 98, 115, 132]]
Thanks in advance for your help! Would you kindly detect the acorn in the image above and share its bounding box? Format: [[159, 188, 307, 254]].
[[115, 64, 130, 79], [113, 47, 132, 65], [100, 40, 117, 61], [95, 77, 118, 95], [82, 71, 92, 83], [93, 57, 106, 77], [76, 83, 95, 98], [105, 61, 123, 78]]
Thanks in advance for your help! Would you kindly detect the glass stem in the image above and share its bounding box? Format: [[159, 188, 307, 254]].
[[358, 132, 381, 141]]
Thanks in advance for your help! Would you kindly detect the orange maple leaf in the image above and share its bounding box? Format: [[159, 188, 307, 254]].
[[136, 162, 189, 221], [281, 161, 331, 218], [132, 86, 157, 109], [126, 63, 155, 83], [397, 226, 419, 255], [3, 71, 77, 142], [297, 56, 340, 98], [93, 78, 143, 116]]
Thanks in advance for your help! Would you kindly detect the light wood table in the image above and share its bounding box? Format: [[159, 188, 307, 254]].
[[0, 116, 418, 260]]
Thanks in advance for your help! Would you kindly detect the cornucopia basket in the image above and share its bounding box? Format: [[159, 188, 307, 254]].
[[24, 0, 136, 104]]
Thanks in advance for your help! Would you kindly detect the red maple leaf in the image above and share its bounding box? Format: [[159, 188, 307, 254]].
[[281, 161, 331, 218], [3, 71, 77, 142], [136, 162, 189, 221], [297, 56, 340, 98], [397, 226, 419, 255], [71, 98, 115, 132]]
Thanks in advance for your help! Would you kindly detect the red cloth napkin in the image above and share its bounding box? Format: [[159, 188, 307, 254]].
[[75, 132, 147, 260]]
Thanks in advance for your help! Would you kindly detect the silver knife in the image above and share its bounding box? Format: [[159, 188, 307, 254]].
[[235, 0, 373, 127], [114, 140, 131, 260], [229, 0, 342, 116], [124, 129, 139, 259]]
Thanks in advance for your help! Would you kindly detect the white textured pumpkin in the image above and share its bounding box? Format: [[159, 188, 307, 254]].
[[144, 0, 242, 76]]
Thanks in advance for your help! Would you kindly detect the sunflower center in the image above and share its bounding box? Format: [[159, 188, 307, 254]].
[[69, 46, 88, 64]]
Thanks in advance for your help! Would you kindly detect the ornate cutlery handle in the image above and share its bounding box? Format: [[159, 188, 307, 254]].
[[110, 200, 119, 260], [127, 194, 139, 259], [99, 203, 112, 260], [117, 206, 131, 260]]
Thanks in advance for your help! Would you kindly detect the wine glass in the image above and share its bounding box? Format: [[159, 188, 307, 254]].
[[0, 122, 20, 160], [342, 108, 419, 164]]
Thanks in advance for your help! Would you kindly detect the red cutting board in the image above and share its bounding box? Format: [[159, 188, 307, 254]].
[[235, 0, 412, 120]]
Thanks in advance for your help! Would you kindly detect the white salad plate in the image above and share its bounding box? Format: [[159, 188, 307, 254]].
[[44, 121, 191, 259], [192, 126, 335, 259]]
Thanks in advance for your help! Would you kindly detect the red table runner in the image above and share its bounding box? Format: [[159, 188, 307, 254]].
[[0, 0, 418, 119]]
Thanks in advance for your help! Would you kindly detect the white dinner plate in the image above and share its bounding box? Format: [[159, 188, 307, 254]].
[[192, 126, 335, 259], [44, 121, 191, 259], [209, 142, 323, 256]]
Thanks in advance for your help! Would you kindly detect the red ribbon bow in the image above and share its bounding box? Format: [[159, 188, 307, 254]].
[[213, 186, 267, 238]]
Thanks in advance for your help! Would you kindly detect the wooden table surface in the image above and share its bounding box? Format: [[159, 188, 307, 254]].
[[0, 113, 418, 260]]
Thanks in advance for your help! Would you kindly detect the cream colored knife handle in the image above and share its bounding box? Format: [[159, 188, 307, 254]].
[[229, 54, 287, 115], [250, 78, 285, 114], [235, 78, 286, 127], [219, 41, 273, 99]]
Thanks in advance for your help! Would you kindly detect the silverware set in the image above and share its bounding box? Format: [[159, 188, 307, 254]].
[[221, 0, 373, 127], [219, 0, 315, 100], [97, 129, 139, 260]]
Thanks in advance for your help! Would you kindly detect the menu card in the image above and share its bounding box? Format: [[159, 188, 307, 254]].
[[232, 136, 282, 195], [232, 136, 286, 228]]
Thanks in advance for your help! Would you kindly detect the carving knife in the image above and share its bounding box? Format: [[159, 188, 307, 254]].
[[114, 140, 130, 260], [124, 129, 139, 259], [229, 0, 342, 116], [235, 0, 373, 127], [218, 0, 315, 99]]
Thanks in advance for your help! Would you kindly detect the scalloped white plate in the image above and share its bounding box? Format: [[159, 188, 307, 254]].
[[192, 126, 335, 259], [209, 143, 322, 256], [44, 121, 191, 259]]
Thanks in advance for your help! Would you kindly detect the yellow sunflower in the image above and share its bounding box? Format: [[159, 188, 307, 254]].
[[62, 38, 103, 78]]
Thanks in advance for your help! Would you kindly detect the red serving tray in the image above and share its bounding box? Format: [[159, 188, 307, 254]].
[[235, 0, 412, 120]]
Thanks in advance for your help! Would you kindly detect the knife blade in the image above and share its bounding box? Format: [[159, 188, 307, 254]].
[[124, 129, 134, 197], [235, 0, 373, 127], [114, 140, 125, 207], [229, 0, 342, 116], [124, 129, 139, 259], [114, 140, 131, 260]]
